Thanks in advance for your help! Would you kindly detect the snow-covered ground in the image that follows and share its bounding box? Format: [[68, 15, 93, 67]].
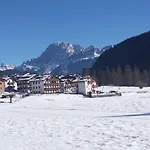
[[0, 86, 150, 150]]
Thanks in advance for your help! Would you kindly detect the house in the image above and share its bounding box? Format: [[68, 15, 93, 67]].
[[60, 75, 80, 93], [0, 78, 5, 94], [44, 75, 61, 94], [30, 75, 61, 94], [60, 74, 81, 93], [30, 75, 48, 94], [17, 73, 36, 93], [77, 77, 97, 95], [77, 79, 90, 95], [2, 76, 17, 92], [60, 79, 72, 92]]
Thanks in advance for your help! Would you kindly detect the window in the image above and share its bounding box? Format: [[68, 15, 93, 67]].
[[39, 86, 40, 89]]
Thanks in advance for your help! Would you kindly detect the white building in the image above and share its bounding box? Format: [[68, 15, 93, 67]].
[[77, 79, 92, 95], [17, 73, 36, 93], [30, 75, 61, 94], [30, 76, 48, 94], [77, 77, 97, 95], [3, 77, 17, 90]]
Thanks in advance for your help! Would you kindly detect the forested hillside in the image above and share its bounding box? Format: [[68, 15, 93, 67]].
[[91, 31, 150, 86]]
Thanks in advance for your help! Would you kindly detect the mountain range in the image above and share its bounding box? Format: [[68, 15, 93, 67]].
[[1, 31, 150, 76], [1, 31, 150, 77], [0, 63, 16, 71], [19, 42, 112, 75]]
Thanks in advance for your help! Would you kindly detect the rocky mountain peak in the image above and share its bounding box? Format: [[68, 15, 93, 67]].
[[18, 42, 112, 75], [0, 63, 16, 71]]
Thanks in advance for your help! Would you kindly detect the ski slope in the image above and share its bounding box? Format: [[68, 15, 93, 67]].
[[0, 87, 150, 150]]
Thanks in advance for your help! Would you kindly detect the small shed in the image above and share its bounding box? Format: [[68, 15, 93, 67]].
[[77, 79, 92, 95]]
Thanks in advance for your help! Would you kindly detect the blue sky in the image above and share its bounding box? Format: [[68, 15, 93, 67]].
[[0, 0, 150, 65]]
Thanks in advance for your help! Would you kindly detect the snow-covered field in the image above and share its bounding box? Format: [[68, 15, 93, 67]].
[[0, 86, 150, 150]]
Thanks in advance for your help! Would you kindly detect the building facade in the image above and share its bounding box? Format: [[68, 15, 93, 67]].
[[44, 76, 61, 94], [77, 77, 97, 95], [30, 76, 47, 94], [17, 73, 36, 93], [2, 77, 17, 92], [30, 75, 61, 94], [0, 78, 5, 94]]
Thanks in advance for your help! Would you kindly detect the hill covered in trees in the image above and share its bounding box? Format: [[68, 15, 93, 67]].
[[91, 31, 150, 86]]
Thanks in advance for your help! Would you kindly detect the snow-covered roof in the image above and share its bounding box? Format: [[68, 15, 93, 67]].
[[72, 79, 79, 82], [30, 75, 49, 82], [2, 76, 10, 81], [77, 79, 88, 82], [22, 73, 31, 77], [18, 74, 36, 81]]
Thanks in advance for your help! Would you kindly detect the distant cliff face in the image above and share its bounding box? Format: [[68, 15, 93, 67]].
[[0, 63, 16, 71], [20, 42, 111, 75]]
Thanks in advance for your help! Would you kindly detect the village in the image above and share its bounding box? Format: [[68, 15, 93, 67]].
[[0, 73, 101, 100], [0, 72, 123, 102]]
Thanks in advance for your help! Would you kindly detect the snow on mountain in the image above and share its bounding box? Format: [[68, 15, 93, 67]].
[[20, 42, 112, 75], [18, 64, 39, 71], [0, 63, 16, 71], [55, 42, 75, 55]]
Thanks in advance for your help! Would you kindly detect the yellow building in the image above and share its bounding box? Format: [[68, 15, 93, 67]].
[[0, 79, 5, 93]]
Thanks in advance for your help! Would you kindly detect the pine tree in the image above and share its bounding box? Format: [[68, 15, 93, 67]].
[[133, 65, 140, 86], [92, 70, 97, 79], [105, 67, 111, 85], [141, 69, 149, 86], [111, 68, 117, 85], [116, 65, 124, 86], [100, 70, 107, 86], [124, 65, 133, 86]]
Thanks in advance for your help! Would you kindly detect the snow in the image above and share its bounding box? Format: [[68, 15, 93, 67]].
[[22, 65, 40, 71], [0, 87, 150, 150], [55, 42, 74, 55], [0, 64, 16, 71], [94, 51, 100, 57]]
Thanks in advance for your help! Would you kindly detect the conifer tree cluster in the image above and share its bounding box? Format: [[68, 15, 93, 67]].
[[89, 65, 150, 87]]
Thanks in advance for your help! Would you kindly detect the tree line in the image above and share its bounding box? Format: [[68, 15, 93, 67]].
[[84, 65, 150, 87]]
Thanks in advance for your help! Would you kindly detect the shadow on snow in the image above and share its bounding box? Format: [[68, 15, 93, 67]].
[[101, 113, 150, 118]]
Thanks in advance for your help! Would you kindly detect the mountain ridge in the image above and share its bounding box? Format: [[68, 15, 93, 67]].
[[20, 42, 112, 75], [0, 63, 16, 71], [93, 31, 150, 71]]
